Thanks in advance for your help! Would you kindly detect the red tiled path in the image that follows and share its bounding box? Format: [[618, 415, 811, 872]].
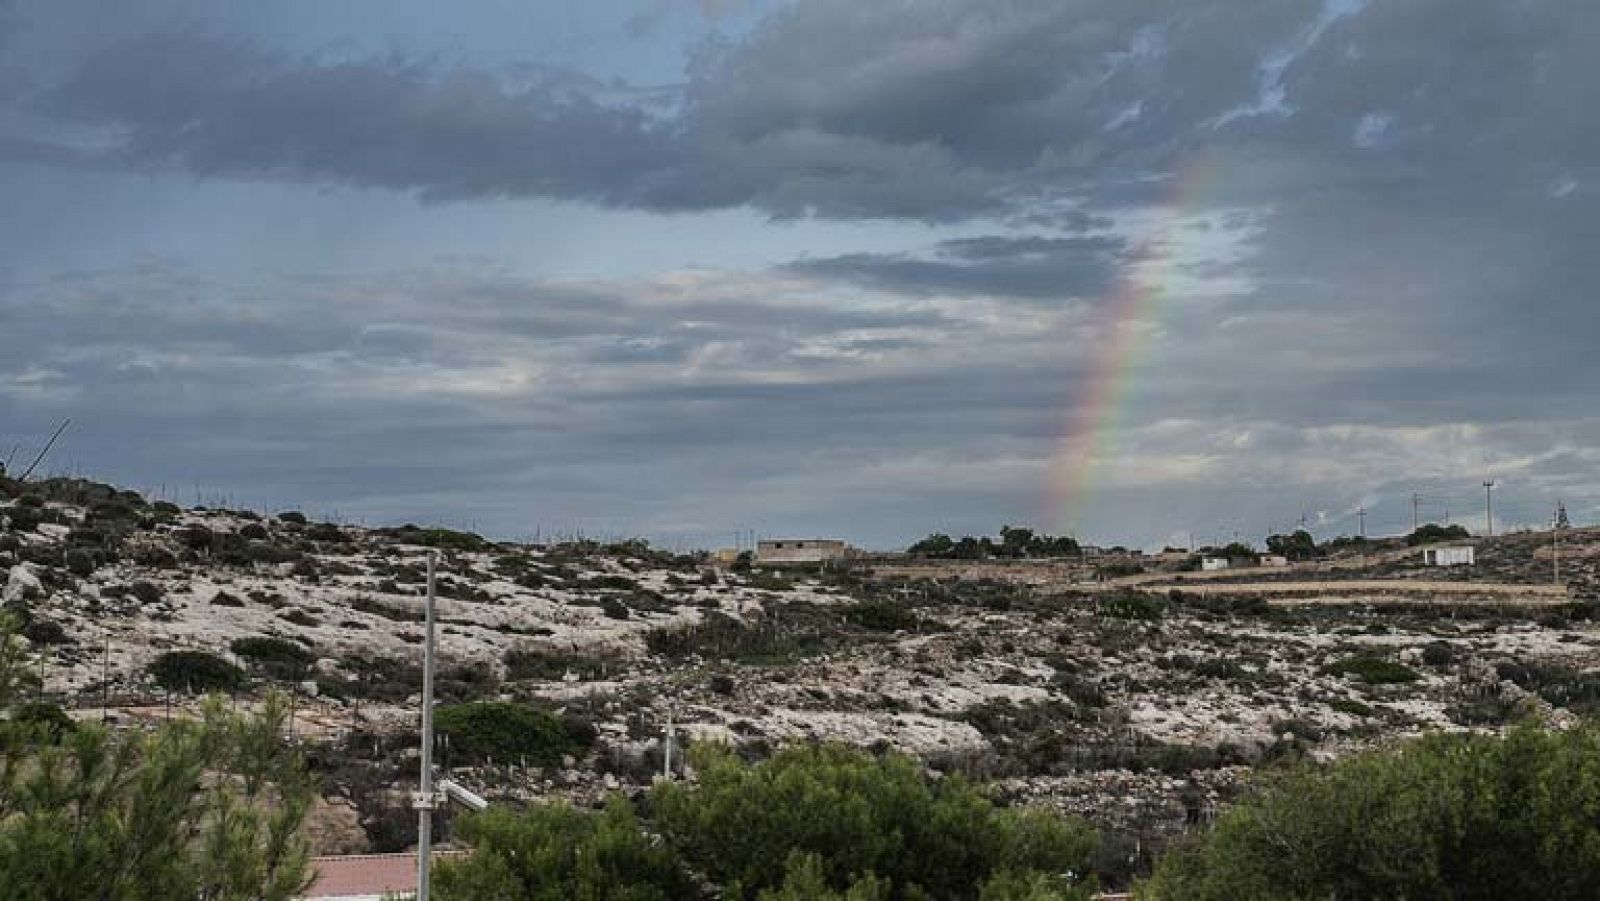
[[302, 852, 468, 899]]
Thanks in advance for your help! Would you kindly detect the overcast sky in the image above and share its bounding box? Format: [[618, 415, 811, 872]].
[[2, 0, 1596, 549]]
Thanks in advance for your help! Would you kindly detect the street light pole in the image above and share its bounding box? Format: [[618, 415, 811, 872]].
[[415, 550, 438, 901], [1483, 481, 1496, 537]]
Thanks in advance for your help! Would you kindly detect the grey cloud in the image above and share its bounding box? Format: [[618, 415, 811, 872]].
[[5, 1, 1600, 548], [788, 234, 1127, 300]]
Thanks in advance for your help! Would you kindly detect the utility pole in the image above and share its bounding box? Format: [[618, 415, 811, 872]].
[[415, 551, 438, 901], [1483, 481, 1496, 537], [101, 636, 110, 724], [663, 711, 676, 782], [1553, 506, 1562, 585], [1412, 493, 1421, 532], [1357, 507, 1367, 540]]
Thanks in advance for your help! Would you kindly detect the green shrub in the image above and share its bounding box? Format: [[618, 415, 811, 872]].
[[844, 601, 918, 632], [210, 591, 246, 607], [747, 571, 794, 592], [305, 523, 345, 542], [279, 608, 321, 628], [230, 636, 315, 679], [148, 650, 245, 693], [433, 801, 696, 901], [644, 610, 831, 665], [433, 702, 590, 766], [21, 620, 71, 646], [1142, 723, 1600, 900], [1327, 697, 1374, 717], [653, 743, 1098, 899], [585, 574, 639, 591], [11, 700, 75, 740], [1406, 523, 1471, 546], [1421, 641, 1455, 667], [1097, 592, 1165, 621], [1321, 655, 1421, 684], [62, 547, 98, 577], [380, 525, 488, 552], [502, 646, 618, 682]]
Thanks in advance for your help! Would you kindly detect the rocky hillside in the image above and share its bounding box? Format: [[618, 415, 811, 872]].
[[4, 474, 1598, 880]]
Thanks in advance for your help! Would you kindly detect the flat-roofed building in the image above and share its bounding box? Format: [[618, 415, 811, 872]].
[[755, 539, 851, 565], [1423, 546, 1476, 567]]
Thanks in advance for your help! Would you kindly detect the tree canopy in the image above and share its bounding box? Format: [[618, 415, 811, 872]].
[[908, 526, 1080, 560], [1407, 523, 1472, 546]]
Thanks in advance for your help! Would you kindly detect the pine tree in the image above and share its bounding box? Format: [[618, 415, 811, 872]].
[[0, 617, 313, 900]]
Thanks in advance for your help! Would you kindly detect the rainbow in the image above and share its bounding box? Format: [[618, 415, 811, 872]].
[[1046, 161, 1216, 534]]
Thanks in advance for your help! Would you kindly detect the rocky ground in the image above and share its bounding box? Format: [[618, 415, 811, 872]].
[[4, 475, 1597, 885]]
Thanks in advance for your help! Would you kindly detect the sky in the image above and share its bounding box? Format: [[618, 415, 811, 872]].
[[2, 0, 1597, 550]]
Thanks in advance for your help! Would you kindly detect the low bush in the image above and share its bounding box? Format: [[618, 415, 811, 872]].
[[644, 610, 831, 665], [1327, 697, 1374, 718], [210, 591, 246, 607], [433, 701, 591, 766], [1097, 592, 1166, 621], [502, 645, 620, 682], [148, 650, 245, 693], [653, 743, 1099, 899], [1421, 641, 1455, 667], [11, 700, 75, 740], [21, 620, 70, 645], [230, 636, 315, 679], [843, 600, 919, 632], [1321, 655, 1420, 684], [1143, 723, 1600, 900], [433, 801, 696, 901], [62, 547, 98, 577]]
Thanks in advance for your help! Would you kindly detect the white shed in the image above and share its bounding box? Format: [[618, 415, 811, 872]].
[[1200, 556, 1231, 572], [1423, 546, 1475, 567]]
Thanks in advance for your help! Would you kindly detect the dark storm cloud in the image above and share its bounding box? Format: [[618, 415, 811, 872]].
[[0, 0, 1326, 218], [0, 0, 1584, 228], [4, 0, 1593, 224]]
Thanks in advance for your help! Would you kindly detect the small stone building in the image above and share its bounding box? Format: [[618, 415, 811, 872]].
[[755, 539, 851, 565]]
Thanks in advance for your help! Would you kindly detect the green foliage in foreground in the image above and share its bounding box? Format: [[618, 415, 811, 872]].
[[0, 616, 313, 900], [1143, 722, 1600, 900], [653, 743, 1099, 900], [433, 800, 696, 901], [436, 743, 1098, 900]]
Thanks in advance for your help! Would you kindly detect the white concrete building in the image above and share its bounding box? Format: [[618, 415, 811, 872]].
[[1258, 554, 1290, 568], [755, 539, 850, 565], [1423, 546, 1476, 567], [1200, 556, 1231, 572]]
